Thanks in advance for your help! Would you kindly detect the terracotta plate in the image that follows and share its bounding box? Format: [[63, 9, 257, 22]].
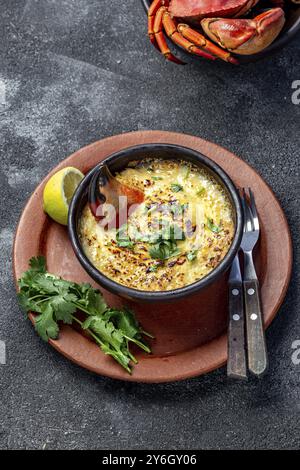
[[13, 131, 292, 383]]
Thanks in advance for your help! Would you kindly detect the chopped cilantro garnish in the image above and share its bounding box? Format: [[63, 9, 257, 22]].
[[148, 224, 184, 260], [170, 183, 183, 193], [197, 187, 206, 197], [184, 167, 190, 180], [206, 218, 221, 233], [187, 250, 198, 262], [152, 176, 163, 181], [116, 225, 134, 249]]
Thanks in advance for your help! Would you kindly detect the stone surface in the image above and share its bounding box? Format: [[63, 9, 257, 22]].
[[0, 0, 299, 450]]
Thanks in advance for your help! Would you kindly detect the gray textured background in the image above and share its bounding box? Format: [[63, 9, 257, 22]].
[[0, 0, 299, 450]]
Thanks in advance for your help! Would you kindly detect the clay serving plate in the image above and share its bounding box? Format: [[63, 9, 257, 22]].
[[13, 131, 292, 382], [141, 0, 300, 64]]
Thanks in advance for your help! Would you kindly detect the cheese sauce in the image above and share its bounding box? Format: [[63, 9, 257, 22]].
[[79, 159, 235, 291]]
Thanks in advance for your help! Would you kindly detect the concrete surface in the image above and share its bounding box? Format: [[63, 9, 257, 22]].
[[0, 0, 299, 450]]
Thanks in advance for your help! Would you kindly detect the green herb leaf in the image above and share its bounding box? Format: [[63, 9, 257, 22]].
[[17, 291, 42, 313], [148, 264, 159, 272], [196, 187, 206, 197], [116, 225, 134, 249], [148, 243, 165, 260], [34, 304, 59, 342], [18, 256, 47, 290], [206, 218, 221, 233], [149, 240, 180, 260], [146, 223, 184, 260], [79, 287, 107, 316], [29, 256, 47, 273], [170, 183, 183, 193], [48, 294, 77, 324], [152, 176, 163, 181], [105, 308, 141, 340], [187, 250, 198, 262], [170, 203, 186, 217], [184, 166, 190, 180], [117, 239, 134, 249], [82, 316, 124, 351]]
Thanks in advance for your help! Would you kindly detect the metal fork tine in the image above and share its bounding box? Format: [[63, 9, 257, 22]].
[[244, 188, 255, 231], [239, 190, 248, 232], [248, 188, 259, 231], [242, 188, 253, 232]]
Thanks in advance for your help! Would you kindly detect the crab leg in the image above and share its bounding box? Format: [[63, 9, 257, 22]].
[[148, 0, 163, 49], [162, 11, 216, 61], [148, 0, 183, 62], [153, 6, 185, 64], [177, 23, 239, 64]]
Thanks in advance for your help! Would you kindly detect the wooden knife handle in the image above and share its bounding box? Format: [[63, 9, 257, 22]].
[[227, 281, 247, 380], [244, 279, 268, 377]]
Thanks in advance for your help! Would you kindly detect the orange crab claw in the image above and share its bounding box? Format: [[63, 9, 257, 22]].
[[201, 8, 285, 55], [163, 12, 216, 60], [177, 23, 238, 64], [153, 6, 185, 63]]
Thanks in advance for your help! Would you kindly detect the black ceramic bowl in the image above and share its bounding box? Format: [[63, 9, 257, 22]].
[[141, 0, 300, 64], [68, 144, 243, 302]]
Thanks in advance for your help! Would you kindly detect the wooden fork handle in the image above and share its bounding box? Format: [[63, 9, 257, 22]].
[[243, 278, 268, 377], [227, 281, 247, 380]]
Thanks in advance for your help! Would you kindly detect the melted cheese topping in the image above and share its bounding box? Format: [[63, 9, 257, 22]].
[[79, 159, 235, 291]]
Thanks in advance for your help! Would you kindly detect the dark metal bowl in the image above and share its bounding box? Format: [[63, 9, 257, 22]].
[[68, 144, 243, 302], [141, 0, 300, 64]]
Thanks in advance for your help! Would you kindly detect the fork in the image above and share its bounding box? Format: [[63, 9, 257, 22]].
[[240, 188, 268, 377]]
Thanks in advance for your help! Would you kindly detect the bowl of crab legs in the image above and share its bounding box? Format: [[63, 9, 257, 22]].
[[142, 0, 300, 64]]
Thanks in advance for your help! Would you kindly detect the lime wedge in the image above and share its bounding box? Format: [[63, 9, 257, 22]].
[[43, 167, 84, 225]]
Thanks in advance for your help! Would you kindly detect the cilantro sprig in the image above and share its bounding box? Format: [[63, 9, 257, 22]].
[[148, 224, 184, 261], [116, 225, 134, 249], [149, 240, 180, 261], [18, 257, 152, 373], [206, 217, 221, 233]]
